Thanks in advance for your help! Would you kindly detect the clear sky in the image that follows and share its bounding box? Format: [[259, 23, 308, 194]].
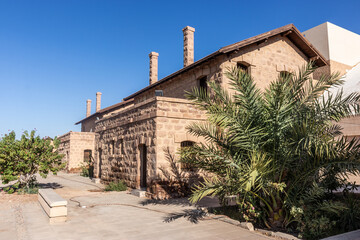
[[0, 0, 359, 138]]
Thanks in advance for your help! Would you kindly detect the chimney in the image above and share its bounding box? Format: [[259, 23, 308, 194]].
[[96, 92, 102, 112], [182, 26, 195, 67], [86, 99, 91, 117], [149, 52, 159, 85]]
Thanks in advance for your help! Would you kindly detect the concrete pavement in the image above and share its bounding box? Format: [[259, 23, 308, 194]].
[[0, 173, 272, 240]]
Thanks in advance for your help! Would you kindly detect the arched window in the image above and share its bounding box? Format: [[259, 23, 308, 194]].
[[198, 76, 208, 94], [181, 141, 195, 148], [237, 62, 250, 74], [180, 141, 196, 171]]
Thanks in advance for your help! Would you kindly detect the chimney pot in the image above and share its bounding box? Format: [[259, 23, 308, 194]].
[[149, 52, 159, 85], [182, 26, 195, 67], [86, 99, 91, 117], [96, 92, 102, 112]]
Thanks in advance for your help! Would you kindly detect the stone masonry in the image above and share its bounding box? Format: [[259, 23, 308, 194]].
[[58, 131, 96, 172], [183, 26, 195, 67], [86, 99, 91, 117], [94, 96, 206, 189], [149, 52, 159, 85]]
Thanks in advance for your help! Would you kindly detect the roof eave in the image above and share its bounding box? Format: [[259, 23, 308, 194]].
[[123, 51, 221, 101]]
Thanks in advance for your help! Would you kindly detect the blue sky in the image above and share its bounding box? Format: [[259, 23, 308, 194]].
[[0, 0, 359, 138]]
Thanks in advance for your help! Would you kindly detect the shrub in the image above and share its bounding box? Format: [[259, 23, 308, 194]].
[[105, 180, 127, 191], [80, 162, 94, 178], [156, 147, 202, 198], [0, 130, 65, 193], [338, 193, 360, 233], [181, 62, 360, 233]]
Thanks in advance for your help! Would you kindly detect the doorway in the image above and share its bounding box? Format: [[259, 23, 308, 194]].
[[98, 148, 102, 178], [139, 144, 147, 188]]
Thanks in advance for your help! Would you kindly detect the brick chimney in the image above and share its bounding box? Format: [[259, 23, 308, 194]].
[[183, 26, 195, 67], [149, 52, 159, 85], [86, 99, 91, 117], [96, 92, 102, 112]]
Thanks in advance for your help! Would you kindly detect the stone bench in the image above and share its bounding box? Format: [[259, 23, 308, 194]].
[[38, 189, 67, 223]]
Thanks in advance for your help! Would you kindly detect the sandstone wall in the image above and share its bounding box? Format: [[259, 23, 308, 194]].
[[314, 60, 352, 79], [339, 116, 360, 137], [93, 96, 207, 189], [81, 116, 97, 132], [329, 60, 352, 76], [221, 35, 309, 92], [155, 97, 206, 173], [58, 132, 71, 168], [94, 98, 157, 188], [134, 59, 221, 103], [58, 131, 96, 172]]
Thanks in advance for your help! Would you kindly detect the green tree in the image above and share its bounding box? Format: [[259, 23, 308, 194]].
[[0, 130, 65, 192], [181, 63, 360, 229]]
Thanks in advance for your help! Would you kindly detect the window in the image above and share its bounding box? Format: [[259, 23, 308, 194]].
[[237, 62, 250, 74], [198, 76, 208, 94], [84, 150, 92, 162], [110, 140, 115, 155], [155, 90, 163, 96], [180, 141, 196, 171], [181, 141, 194, 148], [119, 139, 125, 155]]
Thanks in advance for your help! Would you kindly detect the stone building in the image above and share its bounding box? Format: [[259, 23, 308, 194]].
[[71, 23, 329, 190], [58, 131, 96, 172], [60, 22, 360, 192]]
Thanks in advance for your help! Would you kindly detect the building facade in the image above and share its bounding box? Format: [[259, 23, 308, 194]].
[[71, 24, 329, 191], [60, 22, 360, 193]]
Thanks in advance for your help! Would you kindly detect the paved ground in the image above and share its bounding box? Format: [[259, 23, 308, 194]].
[[0, 173, 271, 240]]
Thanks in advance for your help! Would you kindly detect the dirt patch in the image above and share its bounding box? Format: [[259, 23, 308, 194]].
[[0, 192, 37, 206], [88, 189, 104, 192]]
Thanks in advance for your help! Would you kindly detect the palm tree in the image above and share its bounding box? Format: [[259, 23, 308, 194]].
[[180, 62, 360, 228]]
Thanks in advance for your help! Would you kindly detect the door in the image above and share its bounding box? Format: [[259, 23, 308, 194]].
[[139, 144, 147, 188], [98, 148, 102, 178]]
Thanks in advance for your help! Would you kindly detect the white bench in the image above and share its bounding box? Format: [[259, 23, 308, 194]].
[[38, 189, 67, 223]]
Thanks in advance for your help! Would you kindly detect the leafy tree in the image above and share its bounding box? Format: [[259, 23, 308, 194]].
[[0, 130, 64, 192], [180, 62, 360, 229]]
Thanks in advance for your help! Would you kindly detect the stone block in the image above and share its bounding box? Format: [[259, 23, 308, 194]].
[[131, 189, 146, 198], [38, 189, 67, 207], [92, 178, 101, 184], [239, 222, 255, 231], [38, 194, 67, 217]]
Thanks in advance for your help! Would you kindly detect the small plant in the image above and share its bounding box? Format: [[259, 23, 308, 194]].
[[105, 180, 127, 191], [80, 152, 94, 178], [17, 182, 39, 194], [80, 162, 94, 178]]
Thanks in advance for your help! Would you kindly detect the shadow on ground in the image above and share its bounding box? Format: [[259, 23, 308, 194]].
[[37, 182, 63, 189], [140, 198, 192, 207], [163, 208, 208, 223]]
